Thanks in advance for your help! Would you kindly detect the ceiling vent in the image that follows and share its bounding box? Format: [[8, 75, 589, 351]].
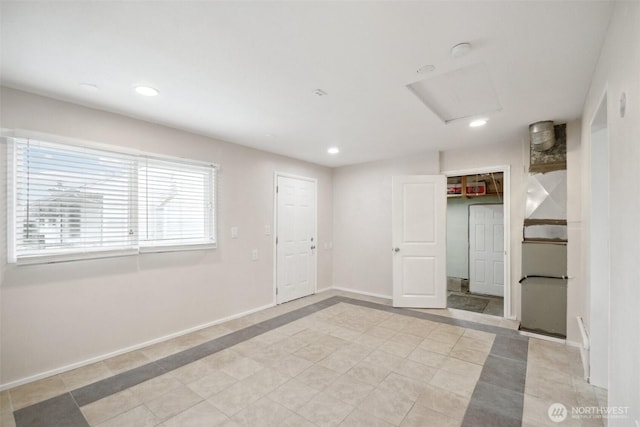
[[407, 62, 502, 123], [529, 121, 556, 151]]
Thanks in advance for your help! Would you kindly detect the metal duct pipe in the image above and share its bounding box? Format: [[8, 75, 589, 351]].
[[529, 120, 556, 151]]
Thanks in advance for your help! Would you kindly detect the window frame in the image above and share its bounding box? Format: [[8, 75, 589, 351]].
[[4, 131, 218, 265]]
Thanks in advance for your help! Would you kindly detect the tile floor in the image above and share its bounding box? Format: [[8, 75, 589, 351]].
[[1, 290, 606, 427]]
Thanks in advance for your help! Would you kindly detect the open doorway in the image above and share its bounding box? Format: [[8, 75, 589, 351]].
[[445, 168, 509, 317]]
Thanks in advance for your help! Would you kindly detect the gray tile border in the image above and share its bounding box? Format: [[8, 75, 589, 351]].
[[14, 294, 529, 427], [14, 394, 89, 427], [463, 381, 524, 425]]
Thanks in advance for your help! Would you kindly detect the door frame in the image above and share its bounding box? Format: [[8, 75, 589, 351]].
[[272, 172, 318, 305], [443, 165, 512, 319]]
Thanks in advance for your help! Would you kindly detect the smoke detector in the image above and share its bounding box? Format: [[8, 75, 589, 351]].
[[451, 42, 472, 58]]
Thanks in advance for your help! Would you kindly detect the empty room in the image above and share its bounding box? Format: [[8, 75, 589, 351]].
[[0, 1, 638, 426]]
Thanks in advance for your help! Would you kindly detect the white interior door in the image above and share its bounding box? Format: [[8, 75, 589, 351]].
[[276, 175, 317, 304], [392, 175, 447, 308], [469, 204, 504, 297]]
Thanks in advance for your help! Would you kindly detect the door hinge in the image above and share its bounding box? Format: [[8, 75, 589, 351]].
[[276, 236, 278, 245], [276, 185, 279, 193], [276, 288, 279, 295]]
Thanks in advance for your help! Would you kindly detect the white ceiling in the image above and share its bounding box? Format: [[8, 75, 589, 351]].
[[0, 1, 612, 167]]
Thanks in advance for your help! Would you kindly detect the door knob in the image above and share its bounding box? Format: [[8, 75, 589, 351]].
[[393, 247, 400, 253], [311, 245, 316, 250]]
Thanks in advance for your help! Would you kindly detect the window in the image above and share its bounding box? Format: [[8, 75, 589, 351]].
[[7, 136, 216, 264]]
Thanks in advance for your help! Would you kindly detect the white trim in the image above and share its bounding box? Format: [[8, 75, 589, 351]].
[[0, 301, 274, 391], [273, 172, 318, 305], [519, 330, 566, 344], [442, 165, 512, 319], [332, 286, 392, 301], [1, 129, 219, 168]]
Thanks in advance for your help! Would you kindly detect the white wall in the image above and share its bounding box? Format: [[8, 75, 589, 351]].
[[440, 140, 527, 320], [332, 152, 439, 298], [580, 1, 640, 424], [0, 87, 333, 387], [446, 196, 503, 279]]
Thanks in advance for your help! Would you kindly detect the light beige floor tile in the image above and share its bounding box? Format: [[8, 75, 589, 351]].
[[61, 362, 113, 390], [362, 349, 403, 371], [378, 372, 428, 402], [249, 346, 289, 367], [128, 373, 182, 403], [417, 338, 455, 355], [274, 336, 308, 354], [187, 369, 238, 399], [297, 392, 354, 427], [145, 385, 202, 421], [103, 351, 151, 375], [345, 362, 392, 387], [414, 384, 470, 420], [268, 378, 320, 411], [377, 340, 416, 358], [451, 336, 492, 354], [352, 333, 386, 348], [363, 326, 397, 340], [429, 369, 477, 398], [279, 412, 319, 427], [247, 368, 290, 395], [440, 357, 482, 380], [340, 409, 394, 427], [407, 348, 446, 368], [140, 340, 184, 361], [427, 329, 463, 346], [400, 404, 461, 427], [294, 343, 337, 363], [198, 324, 234, 341], [271, 353, 313, 377], [378, 315, 412, 332], [201, 349, 243, 370], [392, 359, 437, 384], [232, 396, 294, 427], [318, 351, 360, 374], [461, 328, 495, 343], [296, 365, 342, 391], [0, 390, 13, 414], [9, 375, 67, 410], [81, 389, 141, 426], [207, 380, 263, 417], [324, 375, 374, 406], [273, 321, 309, 337], [329, 326, 362, 341], [522, 393, 582, 427], [292, 328, 327, 345], [447, 346, 488, 366], [162, 400, 229, 427], [171, 360, 213, 384], [220, 357, 265, 380], [401, 320, 438, 338], [0, 411, 16, 427], [356, 388, 413, 426], [315, 334, 350, 349], [230, 339, 267, 357], [96, 405, 158, 427], [253, 330, 288, 346]]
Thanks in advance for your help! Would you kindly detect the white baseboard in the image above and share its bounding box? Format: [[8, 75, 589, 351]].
[[519, 330, 566, 344], [331, 286, 392, 301], [0, 302, 275, 391]]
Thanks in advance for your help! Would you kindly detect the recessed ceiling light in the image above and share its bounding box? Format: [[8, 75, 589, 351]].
[[417, 64, 436, 74], [327, 147, 340, 154], [469, 119, 487, 127], [79, 83, 99, 92], [135, 85, 159, 97], [451, 42, 472, 58]]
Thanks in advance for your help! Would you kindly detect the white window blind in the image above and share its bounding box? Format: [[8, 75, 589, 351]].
[[139, 157, 215, 249], [7, 136, 217, 264]]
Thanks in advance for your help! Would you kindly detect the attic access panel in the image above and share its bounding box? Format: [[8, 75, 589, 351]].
[[408, 62, 502, 123]]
